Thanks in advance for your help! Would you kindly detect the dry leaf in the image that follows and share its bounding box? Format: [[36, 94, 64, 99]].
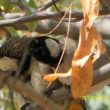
[[69, 102, 84, 110], [43, 69, 71, 82], [43, 0, 106, 100], [70, 0, 105, 98], [81, 0, 99, 28], [71, 24, 106, 98], [69, 99, 86, 110], [71, 54, 93, 98], [0, 28, 7, 37]]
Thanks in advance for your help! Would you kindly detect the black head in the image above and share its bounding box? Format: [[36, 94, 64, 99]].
[[29, 36, 62, 67]]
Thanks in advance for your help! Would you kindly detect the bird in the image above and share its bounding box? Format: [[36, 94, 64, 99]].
[[29, 36, 62, 67], [19, 37, 77, 110], [0, 36, 62, 80], [0, 36, 63, 109], [2, 36, 100, 110]]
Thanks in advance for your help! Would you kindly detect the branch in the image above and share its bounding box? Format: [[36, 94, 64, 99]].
[[90, 63, 110, 93], [1, 12, 110, 40], [0, 11, 81, 26], [0, 10, 110, 27]]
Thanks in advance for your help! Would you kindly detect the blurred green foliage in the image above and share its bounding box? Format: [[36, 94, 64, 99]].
[[86, 86, 110, 110], [0, 0, 14, 12]]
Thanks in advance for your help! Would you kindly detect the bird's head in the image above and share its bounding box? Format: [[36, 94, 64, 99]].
[[29, 36, 62, 67]]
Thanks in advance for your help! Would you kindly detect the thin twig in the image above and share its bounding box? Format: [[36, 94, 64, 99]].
[[46, 5, 70, 35], [47, 4, 72, 87], [54, 4, 72, 73], [38, 0, 60, 12], [10, 0, 28, 11], [52, 0, 62, 14]]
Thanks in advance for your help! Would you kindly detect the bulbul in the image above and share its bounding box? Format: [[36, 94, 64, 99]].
[[0, 36, 62, 80], [0, 36, 63, 109]]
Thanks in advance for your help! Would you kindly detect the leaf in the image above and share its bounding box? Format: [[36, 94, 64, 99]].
[[69, 99, 86, 110], [25, 21, 38, 31], [73, 25, 106, 63], [73, 54, 93, 68], [43, 0, 106, 100], [43, 69, 71, 82], [43, 74, 58, 82], [70, 0, 105, 98], [28, 0, 37, 9], [5, 27, 18, 37], [81, 0, 99, 28], [0, 28, 7, 37], [25, 10, 38, 31], [71, 55, 93, 98], [0, 0, 14, 12], [71, 25, 106, 98]]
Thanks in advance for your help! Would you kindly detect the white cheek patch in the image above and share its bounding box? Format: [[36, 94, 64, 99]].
[[45, 39, 61, 58]]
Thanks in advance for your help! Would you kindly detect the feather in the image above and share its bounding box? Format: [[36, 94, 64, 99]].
[[0, 37, 32, 59]]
